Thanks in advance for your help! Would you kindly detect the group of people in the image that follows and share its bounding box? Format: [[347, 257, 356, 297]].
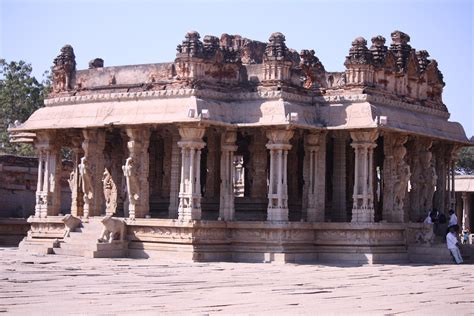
[[424, 209, 463, 264]]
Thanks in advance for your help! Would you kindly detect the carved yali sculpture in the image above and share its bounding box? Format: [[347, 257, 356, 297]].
[[102, 168, 117, 216], [98, 215, 125, 243], [78, 157, 93, 205], [61, 214, 81, 238]]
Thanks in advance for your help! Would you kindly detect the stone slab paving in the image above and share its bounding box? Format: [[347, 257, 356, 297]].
[[0, 248, 473, 315]]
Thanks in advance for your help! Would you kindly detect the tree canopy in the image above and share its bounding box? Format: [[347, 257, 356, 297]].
[[0, 59, 49, 156], [456, 145, 474, 175]]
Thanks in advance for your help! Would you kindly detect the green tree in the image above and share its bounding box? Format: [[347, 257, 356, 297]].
[[0, 59, 50, 156], [456, 145, 474, 175]]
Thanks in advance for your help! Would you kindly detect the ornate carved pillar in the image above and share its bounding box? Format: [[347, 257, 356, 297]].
[[168, 129, 181, 218], [69, 137, 84, 217], [122, 127, 151, 219], [332, 131, 348, 222], [205, 130, 218, 198], [382, 134, 410, 222], [80, 129, 106, 218], [433, 143, 448, 212], [219, 130, 237, 220], [249, 132, 268, 198], [34, 131, 62, 218], [350, 130, 378, 223], [447, 146, 461, 210], [409, 138, 435, 221], [462, 192, 470, 231], [266, 129, 294, 221], [177, 126, 206, 221], [303, 131, 327, 222]]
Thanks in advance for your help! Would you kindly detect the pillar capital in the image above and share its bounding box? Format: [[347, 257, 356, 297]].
[[350, 130, 379, 144], [266, 129, 294, 145]]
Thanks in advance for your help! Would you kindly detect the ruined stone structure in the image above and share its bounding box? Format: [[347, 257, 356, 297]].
[[9, 30, 471, 263]]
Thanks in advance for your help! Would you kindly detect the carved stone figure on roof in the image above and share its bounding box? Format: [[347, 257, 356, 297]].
[[52, 45, 76, 93], [299, 49, 326, 89], [389, 31, 412, 72], [370, 36, 387, 67], [264, 32, 289, 61], [345, 37, 372, 65]]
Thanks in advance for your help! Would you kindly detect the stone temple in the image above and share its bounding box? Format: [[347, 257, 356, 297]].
[[9, 30, 471, 263]]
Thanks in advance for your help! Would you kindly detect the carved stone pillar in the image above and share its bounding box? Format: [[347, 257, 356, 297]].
[[433, 144, 448, 212], [332, 132, 348, 222], [447, 146, 461, 210], [461, 192, 469, 231], [168, 129, 181, 218], [382, 134, 410, 222], [249, 132, 268, 198], [266, 129, 294, 221], [34, 131, 62, 218], [69, 137, 84, 217], [205, 130, 218, 198], [123, 127, 151, 219], [350, 130, 378, 223], [409, 138, 435, 221], [219, 130, 237, 220], [177, 126, 206, 221], [80, 129, 106, 218], [303, 131, 327, 222]]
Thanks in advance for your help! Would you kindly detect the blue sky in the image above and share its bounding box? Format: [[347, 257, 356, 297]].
[[1, 0, 472, 137]]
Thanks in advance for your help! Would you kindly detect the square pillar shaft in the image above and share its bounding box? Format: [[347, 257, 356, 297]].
[[303, 131, 327, 222], [219, 130, 237, 220]]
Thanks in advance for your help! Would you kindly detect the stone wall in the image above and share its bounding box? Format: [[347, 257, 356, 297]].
[[0, 155, 73, 218]]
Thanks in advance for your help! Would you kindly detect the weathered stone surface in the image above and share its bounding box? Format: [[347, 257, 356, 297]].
[[1, 247, 473, 314]]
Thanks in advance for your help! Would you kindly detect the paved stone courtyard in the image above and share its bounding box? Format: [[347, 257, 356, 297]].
[[0, 248, 473, 315]]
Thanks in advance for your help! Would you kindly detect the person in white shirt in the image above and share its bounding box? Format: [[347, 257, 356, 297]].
[[423, 215, 432, 224], [448, 210, 458, 228], [446, 226, 463, 264]]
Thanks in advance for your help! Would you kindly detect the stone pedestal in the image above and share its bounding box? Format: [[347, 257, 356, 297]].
[[303, 131, 327, 222], [266, 129, 294, 221], [123, 128, 151, 219], [219, 130, 237, 220], [80, 129, 106, 218], [350, 130, 378, 223], [34, 131, 62, 218], [178, 126, 206, 221]]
